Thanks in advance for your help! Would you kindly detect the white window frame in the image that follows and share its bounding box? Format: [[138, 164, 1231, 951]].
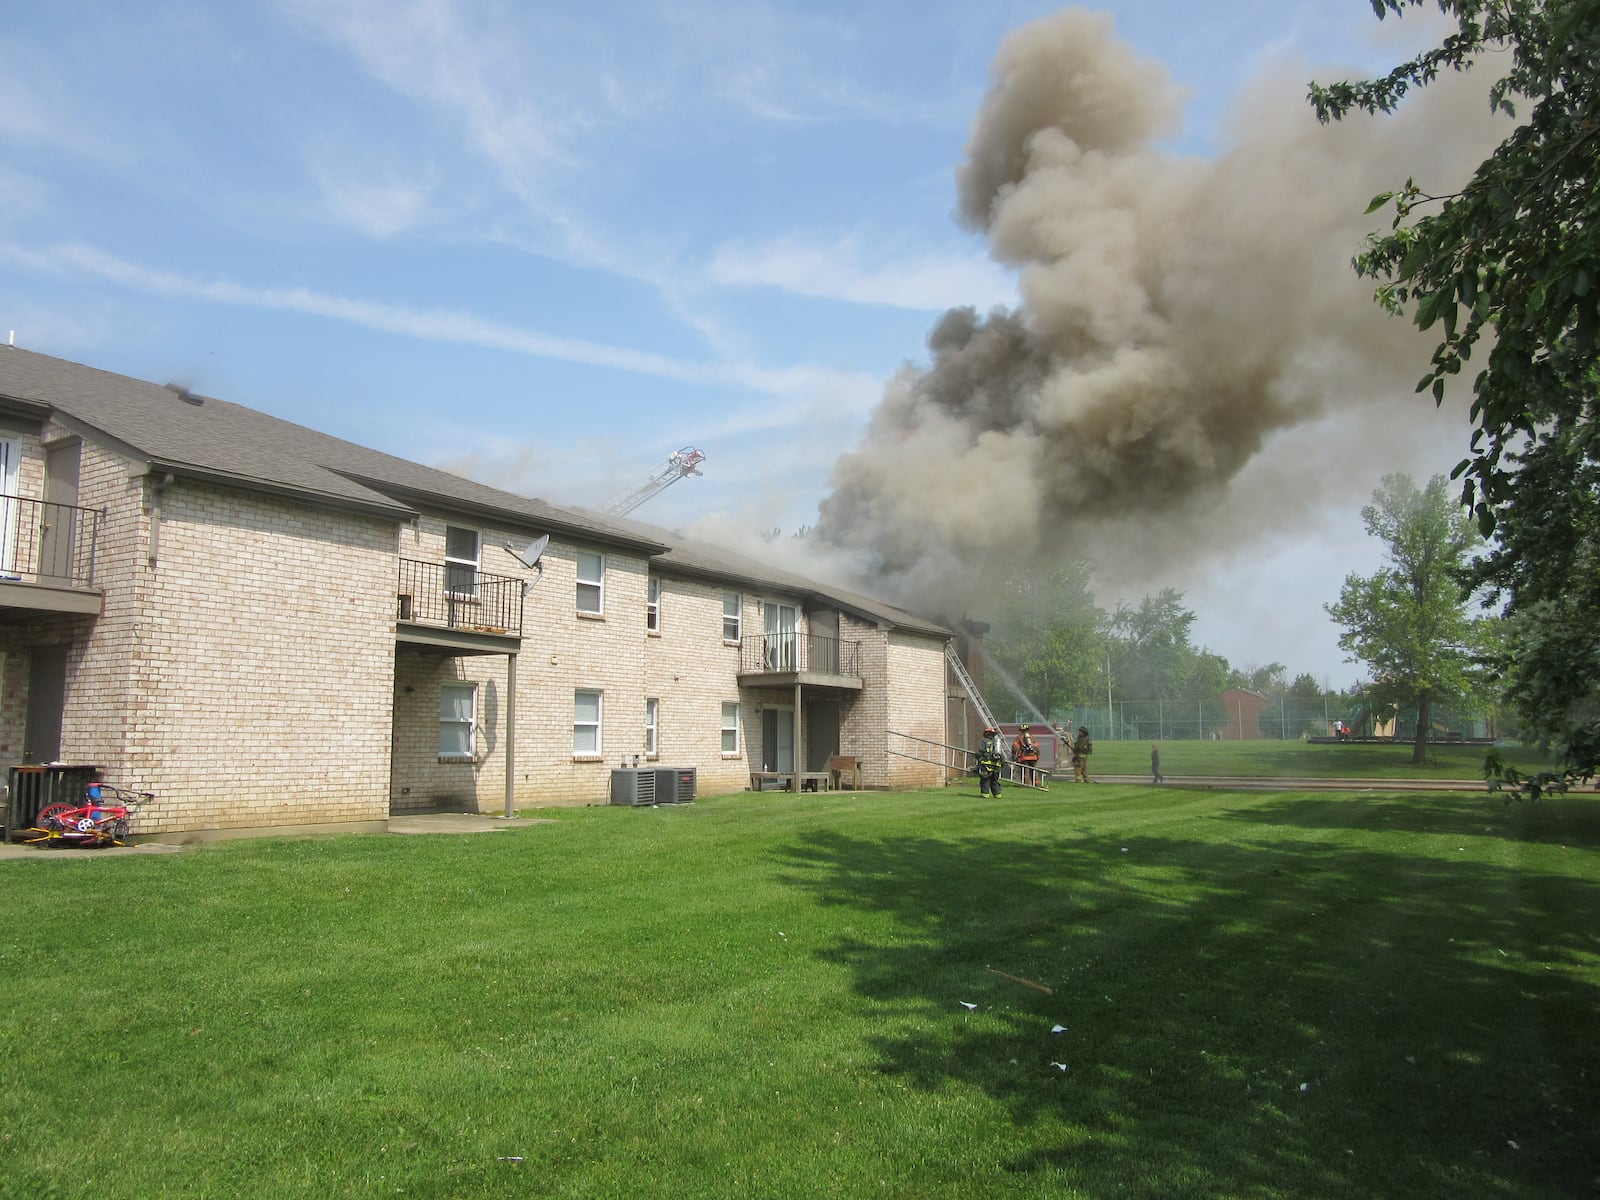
[[646, 577, 661, 633], [723, 591, 742, 643], [644, 697, 659, 758], [439, 683, 477, 761], [721, 701, 741, 755], [574, 688, 603, 757], [444, 525, 481, 599], [576, 551, 605, 615]]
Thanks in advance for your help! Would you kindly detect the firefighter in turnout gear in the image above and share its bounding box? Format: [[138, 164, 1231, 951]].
[[1072, 726, 1093, 783], [1012, 724, 1040, 772], [976, 727, 1007, 797]]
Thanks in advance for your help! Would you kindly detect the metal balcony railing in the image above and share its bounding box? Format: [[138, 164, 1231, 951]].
[[397, 558, 524, 637], [0, 494, 103, 588], [740, 632, 861, 677]]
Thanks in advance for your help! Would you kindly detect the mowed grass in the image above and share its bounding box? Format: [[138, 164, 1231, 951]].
[[1086, 737, 1560, 780], [3, 784, 1597, 1199]]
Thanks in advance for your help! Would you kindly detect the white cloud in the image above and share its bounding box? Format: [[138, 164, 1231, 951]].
[[1, 240, 879, 402], [709, 235, 1017, 311]]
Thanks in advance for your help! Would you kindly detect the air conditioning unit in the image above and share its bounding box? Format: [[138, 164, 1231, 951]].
[[655, 767, 696, 804], [610, 768, 658, 806]]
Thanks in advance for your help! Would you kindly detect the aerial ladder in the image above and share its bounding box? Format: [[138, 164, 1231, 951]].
[[603, 447, 706, 516]]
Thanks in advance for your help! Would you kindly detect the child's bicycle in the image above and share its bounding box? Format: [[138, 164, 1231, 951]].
[[23, 781, 154, 848]]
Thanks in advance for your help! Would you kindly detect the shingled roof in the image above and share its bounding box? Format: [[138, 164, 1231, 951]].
[[0, 345, 664, 552], [0, 345, 950, 639]]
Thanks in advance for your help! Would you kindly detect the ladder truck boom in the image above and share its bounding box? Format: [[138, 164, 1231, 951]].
[[603, 447, 706, 516]]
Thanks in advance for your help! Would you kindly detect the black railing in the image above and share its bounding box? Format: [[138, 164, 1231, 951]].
[[397, 558, 523, 636], [741, 632, 860, 676], [0, 494, 103, 588]]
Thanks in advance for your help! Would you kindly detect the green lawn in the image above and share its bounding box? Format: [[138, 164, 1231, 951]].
[[1085, 737, 1559, 779], [3, 785, 1596, 1198]]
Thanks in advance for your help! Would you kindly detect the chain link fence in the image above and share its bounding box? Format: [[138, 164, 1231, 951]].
[[1023, 699, 1494, 742]]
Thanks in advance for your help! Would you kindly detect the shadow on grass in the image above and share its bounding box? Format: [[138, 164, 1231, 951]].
[[772, 810, 1600, 1199], [1214, 791, 1600, 848]]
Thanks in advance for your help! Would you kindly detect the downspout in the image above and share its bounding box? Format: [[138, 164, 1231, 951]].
[[147, 471, 174, 567]]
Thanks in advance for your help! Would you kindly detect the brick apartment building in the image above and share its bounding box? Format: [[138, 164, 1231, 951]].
[[0, 347, 957, 836]]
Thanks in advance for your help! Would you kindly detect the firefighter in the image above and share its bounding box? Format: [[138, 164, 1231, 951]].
[[1072, 725, 1093, 783], [976, 727, 1007, 797], [1012, 724, 1040, 770]]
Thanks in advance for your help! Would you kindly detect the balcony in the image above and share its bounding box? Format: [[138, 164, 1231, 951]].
[[0, 494, 104, 616], [739, 632, 863, 690], [395, 558, 524, 655]]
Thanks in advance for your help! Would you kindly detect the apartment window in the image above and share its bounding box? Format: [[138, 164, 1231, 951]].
[[445, 526, 480, 598], [723, 591, 741, 643], [439, 684, 476, 760], [721, 701, 740, 754], [574, 689, 603, 756], [646, 577, 661, 633], [644, 697, 659, 757], [576, 551, 605, 614]]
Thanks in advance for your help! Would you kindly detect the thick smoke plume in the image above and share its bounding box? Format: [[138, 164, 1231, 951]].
[[815, 8, 1508, 613]]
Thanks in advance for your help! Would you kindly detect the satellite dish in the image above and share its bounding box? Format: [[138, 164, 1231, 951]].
[[505, 534, 549, 571]]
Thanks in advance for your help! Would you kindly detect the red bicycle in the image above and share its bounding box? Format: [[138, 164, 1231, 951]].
[[25, 781, 154, 848]]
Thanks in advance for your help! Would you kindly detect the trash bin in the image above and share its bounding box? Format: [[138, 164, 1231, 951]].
[[3, 764, 99, 841]]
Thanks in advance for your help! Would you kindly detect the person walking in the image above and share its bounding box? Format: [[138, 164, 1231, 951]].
[[1073, 726, 1093, 784], [1151, 743, 1164, 784], [976, 727, 1007, 798]]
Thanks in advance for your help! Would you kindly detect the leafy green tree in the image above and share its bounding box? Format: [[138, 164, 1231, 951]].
[[984, 561, 1108, 720], [1110, 588, 1201, 703], [1473, 422, 1600, 783], [1326, 474, 1491, 764], [1310, 0, 1600, 776]]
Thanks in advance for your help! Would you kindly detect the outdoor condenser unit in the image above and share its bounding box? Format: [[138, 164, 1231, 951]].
[[655, 767, 696, 804], [609, 768, 657, 806]]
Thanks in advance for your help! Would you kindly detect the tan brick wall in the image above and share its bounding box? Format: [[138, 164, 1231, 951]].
[[885, 630, 949, 789], [89, 467, 397, 833], [385, 529, 758, 808]]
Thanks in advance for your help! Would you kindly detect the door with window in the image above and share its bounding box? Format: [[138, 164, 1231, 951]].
[[761, 706, 795, 773], [762, 601, 798, 670]]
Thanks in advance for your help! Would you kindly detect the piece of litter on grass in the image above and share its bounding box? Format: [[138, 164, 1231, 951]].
[[1121, 848, 1129, 853], [1299, 1082, 1309, 1092], [1051, 1024, 1068, 1034], [1506, 1139, 1519, 1150], [1050, 1062, 1069, 1072], [959, 1001, 977, 1010], [497, 1157, 524, 1163]]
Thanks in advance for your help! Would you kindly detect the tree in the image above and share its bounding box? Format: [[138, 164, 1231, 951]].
[[984, 561, 1109, 720], [1472, 420, 1600, 781], [1325, 474, 1491, 764], [1309, 0, 1600, 776]]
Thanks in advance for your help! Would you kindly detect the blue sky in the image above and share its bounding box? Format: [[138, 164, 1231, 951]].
[[2, 1, 1476, 688]]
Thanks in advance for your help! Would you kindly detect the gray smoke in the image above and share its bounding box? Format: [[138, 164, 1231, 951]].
[[815, 7, 1508, 610]]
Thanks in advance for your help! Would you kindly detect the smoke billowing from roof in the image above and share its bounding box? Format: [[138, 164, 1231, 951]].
[[815, 8, 1508, 614]]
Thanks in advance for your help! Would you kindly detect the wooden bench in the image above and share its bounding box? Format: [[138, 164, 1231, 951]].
[[828, 755, 861, 790], [750, 771, 796, 792]]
